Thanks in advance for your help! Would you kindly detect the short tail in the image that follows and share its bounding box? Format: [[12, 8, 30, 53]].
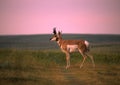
[[84, 40, 90, 52]]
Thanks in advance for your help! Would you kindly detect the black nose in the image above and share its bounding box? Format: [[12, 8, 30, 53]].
[[50, 38, 52, 41]]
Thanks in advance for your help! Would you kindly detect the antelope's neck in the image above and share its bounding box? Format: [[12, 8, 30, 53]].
[[57, 39, 62, 47]]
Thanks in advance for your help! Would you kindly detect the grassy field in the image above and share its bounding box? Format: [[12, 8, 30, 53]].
[[0, 44, 120, 85]]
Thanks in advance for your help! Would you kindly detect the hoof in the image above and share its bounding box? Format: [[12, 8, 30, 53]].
[[80, 65, 83, 69], [66, 66, 70, 69]]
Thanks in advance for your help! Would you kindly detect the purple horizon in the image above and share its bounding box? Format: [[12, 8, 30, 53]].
[[0, 0, 120, 35]]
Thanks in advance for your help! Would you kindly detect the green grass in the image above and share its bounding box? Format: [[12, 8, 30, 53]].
[[0, 44, 120, 85]]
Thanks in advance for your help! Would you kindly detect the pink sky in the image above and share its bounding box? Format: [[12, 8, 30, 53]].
[[0, 0, 120, 35]]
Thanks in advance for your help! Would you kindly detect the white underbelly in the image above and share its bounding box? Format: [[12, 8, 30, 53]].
[[67, 45, 78, 52]]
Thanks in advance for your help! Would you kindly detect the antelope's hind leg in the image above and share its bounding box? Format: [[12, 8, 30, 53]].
[[85, 53, 95, 68], [78, 49, 87, 68], [80, 54, 87, 69]]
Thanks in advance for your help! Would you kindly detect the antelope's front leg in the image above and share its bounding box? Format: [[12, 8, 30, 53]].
[[65, 53, 70, 69]]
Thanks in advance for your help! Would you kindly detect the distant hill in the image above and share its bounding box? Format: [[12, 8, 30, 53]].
[[0, 34, 120, 50]]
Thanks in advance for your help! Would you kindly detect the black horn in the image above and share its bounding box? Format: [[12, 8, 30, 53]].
[[53, 27, 57, 34]]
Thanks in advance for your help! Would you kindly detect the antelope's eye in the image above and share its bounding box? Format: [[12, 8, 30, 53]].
[[56, 38, 59, 41]]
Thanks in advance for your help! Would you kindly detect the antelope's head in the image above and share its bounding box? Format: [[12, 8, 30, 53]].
[[50, 28, 62, 41]]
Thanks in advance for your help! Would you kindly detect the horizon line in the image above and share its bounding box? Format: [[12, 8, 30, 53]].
[[0, 33, 120, 36]]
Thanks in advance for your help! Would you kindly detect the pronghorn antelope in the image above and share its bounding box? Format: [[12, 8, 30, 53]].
[[50, 28, 95, 69]]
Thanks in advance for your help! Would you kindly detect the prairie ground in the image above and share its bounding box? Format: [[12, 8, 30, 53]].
[[0, 44, 120, 85]]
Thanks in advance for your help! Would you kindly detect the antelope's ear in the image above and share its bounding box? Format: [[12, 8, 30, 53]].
[[58, 31, 62, 36], [53, 27, 57, 35]]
